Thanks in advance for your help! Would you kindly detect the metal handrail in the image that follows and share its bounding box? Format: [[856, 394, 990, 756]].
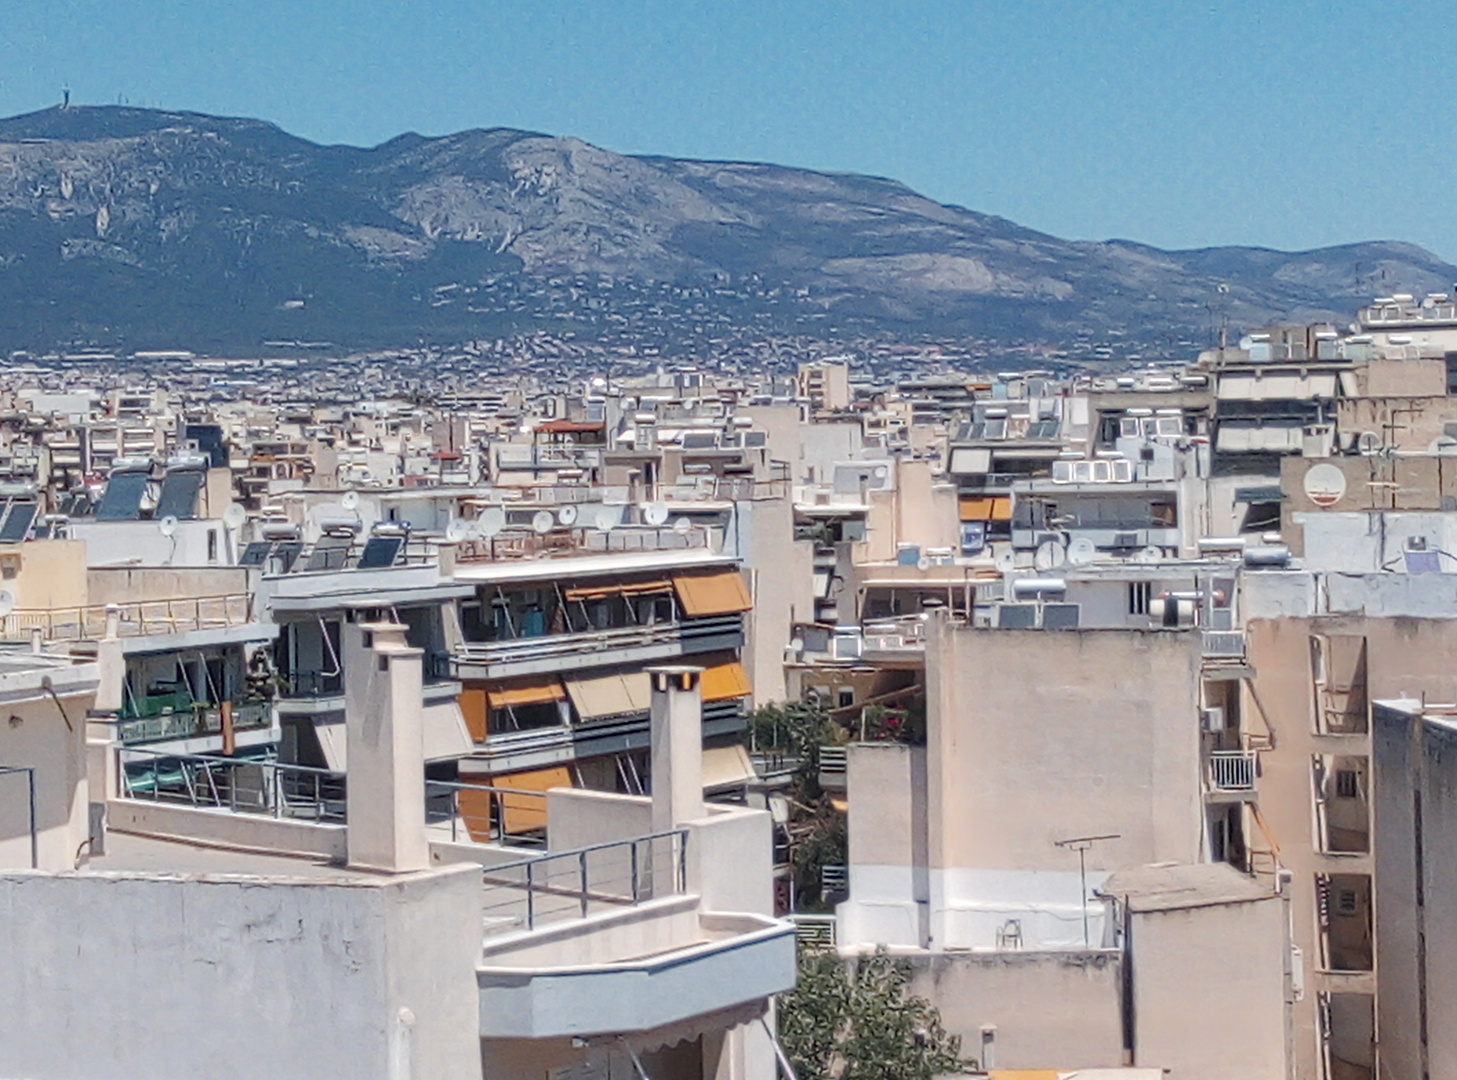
[[2, 593, 254, 641], [480, 828, 689, 935], [1209, 750, 1257, 791], [425, 780, 549, 847], [117, 746, 345, 822]]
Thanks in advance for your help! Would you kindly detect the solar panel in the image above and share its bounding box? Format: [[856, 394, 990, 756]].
[[238, 541, 273, 567], [96, 471, 148, 521], [356, 535, 404, 569], [0, 501, 37, 543], [271, 540, 305, 573], [30, 522, 50, 540], [305, 535, 352, 572], [154, 469, 203, 521]]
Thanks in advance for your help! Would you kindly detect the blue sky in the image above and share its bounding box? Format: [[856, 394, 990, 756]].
[[2, 1, 1455, 260]]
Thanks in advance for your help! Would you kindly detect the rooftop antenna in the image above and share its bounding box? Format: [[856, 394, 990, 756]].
[[1054, 833, 1121, 948]]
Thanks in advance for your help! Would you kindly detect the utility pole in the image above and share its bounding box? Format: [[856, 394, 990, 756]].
[[1055, 833, 1122, 947]]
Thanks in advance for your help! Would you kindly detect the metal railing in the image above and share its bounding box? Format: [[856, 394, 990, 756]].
[[790, 913, 838, 951], [454, 613, 741, 670], [1202, 631, 1246, 659], [117, 747, 345, 822], [1209, 750, 1257, 792], [116, 699, 273, 745], [861, 617, 928, 653], [480, 829, 689, 936], [425, 780, 549, 847], [2, 594, 253, 642]]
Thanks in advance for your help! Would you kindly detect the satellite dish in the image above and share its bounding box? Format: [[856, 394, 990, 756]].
[[1135, 545, 1163, 564], [158, 515, 178, 537], [673, 516, 692, 535], [341, 490, 361, 511], [478, 508, 506, 538], [557, 505, 579, 526], [0, 590, 15, 618], [1034, 540, 1066, 572], [1303, 462, 1348, 507], [222, 503, 247, 530], [531, 510, 554, 534], [1356, 431, 1383, 456], [593, 506, 619, 533], [445, 519, 471, 543], [1067, 537, 1097, 567], [995, 549, 1016, 573], [916, 555, 932, 571], [644, 502, 670, 527]]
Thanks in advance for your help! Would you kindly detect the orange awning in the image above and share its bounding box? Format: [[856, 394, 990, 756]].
[[673, 569, 752, 616], [457, 765, 573, 838], [486, 679, 565, 709], [959, 495, 1012, 522], [564, 578, 672, 602], [700, 661, 752, 702]]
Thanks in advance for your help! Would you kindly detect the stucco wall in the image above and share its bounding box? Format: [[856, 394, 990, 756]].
[[905, 950, 1124, 1071], [1131, 898, 1289, 1080], [0, 864, 482, 1080]]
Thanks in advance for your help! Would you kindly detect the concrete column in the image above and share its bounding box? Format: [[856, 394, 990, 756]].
[[345, 621, 429, 873], [648, 665, 704, 834]]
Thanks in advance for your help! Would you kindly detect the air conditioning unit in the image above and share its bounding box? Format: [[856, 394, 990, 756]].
[[1201, 706, 1226, 733]]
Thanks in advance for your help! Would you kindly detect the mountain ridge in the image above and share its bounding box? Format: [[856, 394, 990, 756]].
[[0, 104, 1448, 358]]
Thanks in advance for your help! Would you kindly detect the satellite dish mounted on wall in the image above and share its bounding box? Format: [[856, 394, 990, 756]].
[[158, 515, 178, 538], [222, 503, 247, 531], [558, 505, 579, 526], [1034, 540, 1067, 572], [531, 510, 554, 534], [593, 507, 619, 533], [644, 502, 670, 527], [341, 490, 361, 511], [478, 508, 506, 538], [445, 519, 471, 543], [0, 590, 16, 618], [673, 516, 692, 536], [1066, 537, 1097, 567]]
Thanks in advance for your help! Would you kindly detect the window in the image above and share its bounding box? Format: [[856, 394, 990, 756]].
[[1336, 770, 1359, 799], [1128, 581, 1152, 616], [207, 529, 218, 563], [1311, 635, 1369, 734], [837, 687, 855, 709]]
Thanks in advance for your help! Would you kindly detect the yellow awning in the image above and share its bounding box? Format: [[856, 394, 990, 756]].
[[564, 578, 672, 602], [486, 679, 565, 709], [700, 661, 752, 702], [458, 765, 573, 838], [565, 671, 655, 719], [673, 569, 752, 616], [959, 495, 1012, 522], [702, 744, 756, 791]]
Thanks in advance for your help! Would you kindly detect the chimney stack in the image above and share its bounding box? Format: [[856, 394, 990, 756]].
[[648, 665, 704, 833], [344, 621, 428, 873]]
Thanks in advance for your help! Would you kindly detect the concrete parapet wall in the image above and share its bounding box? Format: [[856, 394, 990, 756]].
[[107, 799, 346, 862]]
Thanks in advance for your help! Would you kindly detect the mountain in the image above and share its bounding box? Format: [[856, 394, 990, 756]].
[[0, 104, 1450, 358]]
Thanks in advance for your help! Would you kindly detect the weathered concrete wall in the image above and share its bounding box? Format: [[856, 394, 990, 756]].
[[904, 950, 1124, 1071], [0, 864, 483, 1080], [88, 565, 249, 606], [107, 799, 346, 861], [840, 742, 927, 948], [0, 676, 98, 872], [1131, 898, 1289, 1080]]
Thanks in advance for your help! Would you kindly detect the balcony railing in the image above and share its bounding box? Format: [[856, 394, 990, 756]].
[[480, 829, 688, 936], [116, 699, 273, 745], [454, 613, 741, 671], [2, 594, 254, 642], [861, 617, 928, 653], [1208, 750, 1257, 792], [1202, 631, 1246, 659], [117, 747, 345, 821], [425, 780, 549, 848]]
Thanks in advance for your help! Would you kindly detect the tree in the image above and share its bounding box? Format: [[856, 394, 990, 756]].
[[779, 948, 971, 1080]]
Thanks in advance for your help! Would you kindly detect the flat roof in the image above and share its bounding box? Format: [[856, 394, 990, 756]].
[[1099, 862, 1273, 912]]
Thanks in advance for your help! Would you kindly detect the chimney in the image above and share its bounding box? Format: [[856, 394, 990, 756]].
[[344, 621, 428, 873], [648, 665, 704, 833]]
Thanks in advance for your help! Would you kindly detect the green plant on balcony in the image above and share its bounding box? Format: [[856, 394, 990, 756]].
[[779, 947, 970, 1079]]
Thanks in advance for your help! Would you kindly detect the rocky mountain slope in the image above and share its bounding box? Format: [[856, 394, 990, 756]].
[[0, 105, 1449, 355]]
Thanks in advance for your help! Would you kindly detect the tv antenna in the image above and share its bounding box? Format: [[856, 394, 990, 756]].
[[1054, 833, 1121, 948]]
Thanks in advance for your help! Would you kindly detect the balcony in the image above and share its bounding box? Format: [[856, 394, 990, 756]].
[[452, 614, 743, 681], [117, 698, 273, 746], [1207, 750, 1257, 798], [1, 594, 254, 643]]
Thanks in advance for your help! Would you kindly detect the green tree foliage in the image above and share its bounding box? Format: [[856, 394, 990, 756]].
[[780, 948, 970, 1079]]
